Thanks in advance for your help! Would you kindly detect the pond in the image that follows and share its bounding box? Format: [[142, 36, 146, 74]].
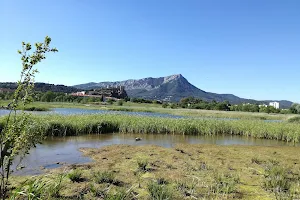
[[15, 133, 299, 175]]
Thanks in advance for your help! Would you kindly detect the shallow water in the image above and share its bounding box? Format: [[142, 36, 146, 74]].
[[15, 133, 299, 175]]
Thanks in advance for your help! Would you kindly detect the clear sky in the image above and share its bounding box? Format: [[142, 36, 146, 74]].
[[0, 0, 299, 102]]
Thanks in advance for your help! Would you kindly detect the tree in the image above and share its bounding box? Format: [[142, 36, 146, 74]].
[[0, 36, 57, 198], [41, 91, 55, 102]]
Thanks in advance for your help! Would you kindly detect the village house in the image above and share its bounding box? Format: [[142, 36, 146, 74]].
[[71, 86, 128, 100], [269, 102, 280, 109]]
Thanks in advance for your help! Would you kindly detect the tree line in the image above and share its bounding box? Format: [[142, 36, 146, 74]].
[[162, 97, 292, 114], [0, 91, 297, 114]]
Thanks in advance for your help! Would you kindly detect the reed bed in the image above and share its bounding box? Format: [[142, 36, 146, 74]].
[[1, 114, 300, 143]]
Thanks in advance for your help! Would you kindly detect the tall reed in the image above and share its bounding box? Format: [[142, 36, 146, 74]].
[[1, 114, 300, 142]]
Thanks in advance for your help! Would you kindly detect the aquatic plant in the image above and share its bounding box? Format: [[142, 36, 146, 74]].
[[1, 113, 300, 143]]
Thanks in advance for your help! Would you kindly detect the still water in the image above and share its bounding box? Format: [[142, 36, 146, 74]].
[[15, 133, 298, 175]]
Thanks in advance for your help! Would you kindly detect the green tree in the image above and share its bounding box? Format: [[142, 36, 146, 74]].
[[0, 36, 57, 198], [41, 91, 55, 102]]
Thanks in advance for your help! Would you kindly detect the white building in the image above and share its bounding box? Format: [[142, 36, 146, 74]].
[[269, 102, 280, 109]]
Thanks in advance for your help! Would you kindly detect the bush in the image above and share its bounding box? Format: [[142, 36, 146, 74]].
[[170, 103, 177, 109], [162, 103, 168, 108]]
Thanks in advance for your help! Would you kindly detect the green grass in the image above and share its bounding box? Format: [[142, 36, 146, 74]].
[[94, 171, 115, 184], [1, 100, 296, 120], [1, 113, 300, 142], [147, 181, 172, 200], [287, 116, 300, 123], [68, 169, 83, 182]]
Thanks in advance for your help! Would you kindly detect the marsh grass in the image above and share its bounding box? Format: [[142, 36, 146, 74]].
[[262, 160, 300, 199], [68, 169, 84, 182], [251, 157, 265, 165], [94, 171, 115, 184], [147, 181, 172, 200], [0, 115, 300, 143], [10, 173, 67, 199], [176, 177, 199, 198], [1, 114, 299, 143], [137, 159, 149, 172], [104, 188, 134, 200], [211, 173, 240, 195], [11, 144, 300, 199], [288, 116, 300, 123]]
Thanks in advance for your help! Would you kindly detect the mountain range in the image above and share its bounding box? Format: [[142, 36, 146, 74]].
[[74, 74, 293, 108]]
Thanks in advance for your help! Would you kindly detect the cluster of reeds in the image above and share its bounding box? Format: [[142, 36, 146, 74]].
[[1, 114, 300, 142]]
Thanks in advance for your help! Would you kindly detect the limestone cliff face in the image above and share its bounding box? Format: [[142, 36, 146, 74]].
[[73, 74, 293, 107]]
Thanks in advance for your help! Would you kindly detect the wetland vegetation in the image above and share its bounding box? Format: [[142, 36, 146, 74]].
[[1, 113, 300, 142], [11, 144, 300, 199]]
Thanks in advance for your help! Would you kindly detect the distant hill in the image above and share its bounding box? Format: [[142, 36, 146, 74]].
[[0, 82, 79, 93], [74, 74, 294, 108]]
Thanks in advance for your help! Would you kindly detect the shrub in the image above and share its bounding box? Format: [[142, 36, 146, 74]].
[[170, 103, 177, 109], [162, 103, 168, 108]]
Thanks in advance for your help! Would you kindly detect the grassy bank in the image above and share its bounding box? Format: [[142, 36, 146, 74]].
[[1, 114, 300, 143], [11, 144, 300, 199], [1, 100, 295, 120]]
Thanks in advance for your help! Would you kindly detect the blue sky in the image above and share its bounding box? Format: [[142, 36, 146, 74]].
[[0, 0, 299, 102]]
